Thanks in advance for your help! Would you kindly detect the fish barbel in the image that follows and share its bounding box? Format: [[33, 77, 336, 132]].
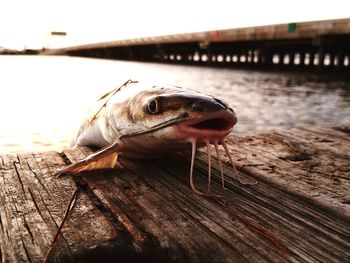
[[57, 80, 254, 195]]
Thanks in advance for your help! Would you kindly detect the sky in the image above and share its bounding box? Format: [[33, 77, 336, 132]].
[[0, 0, 349, 50]]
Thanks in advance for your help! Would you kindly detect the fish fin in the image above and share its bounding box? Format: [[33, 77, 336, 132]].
[[55, 143, 120, 176], [98, 90, 114, 101], [88, 80, 137, 126], [98, 79, 137, 100]]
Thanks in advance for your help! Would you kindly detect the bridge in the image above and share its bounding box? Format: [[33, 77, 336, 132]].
[[47, 18, 350, 71]]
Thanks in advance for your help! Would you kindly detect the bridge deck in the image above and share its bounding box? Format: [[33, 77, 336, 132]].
[[44, 19, 350, 71], [0, 126, 349, 262], [60, 18, 350, 50]]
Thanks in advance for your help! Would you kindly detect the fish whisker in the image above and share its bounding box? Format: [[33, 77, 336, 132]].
[[189, 139, 219, 197], [214, 140, 226, 190], [189, 139, 201, 195], [222, 140, 257, 185], [206, 141, 212, 192]]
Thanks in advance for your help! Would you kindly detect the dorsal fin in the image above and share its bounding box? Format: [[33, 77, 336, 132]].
[[98, 91, 112, 101], [88, 79, 138, 126], [98, 79, 137, 101]]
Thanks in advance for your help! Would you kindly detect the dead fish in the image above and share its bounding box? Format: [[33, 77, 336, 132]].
[[57, 80, 254, 195]]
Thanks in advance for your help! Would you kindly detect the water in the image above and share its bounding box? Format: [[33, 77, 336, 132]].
[[0, 55, 349, 153]]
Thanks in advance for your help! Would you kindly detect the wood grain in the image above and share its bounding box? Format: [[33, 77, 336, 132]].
[[0, 127, 349, 262]]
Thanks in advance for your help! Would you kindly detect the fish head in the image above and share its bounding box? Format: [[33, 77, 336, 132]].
[[115, 84, 237, 158]]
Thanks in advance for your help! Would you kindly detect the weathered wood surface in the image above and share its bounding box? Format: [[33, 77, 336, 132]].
[[0, 126, 349, 262]]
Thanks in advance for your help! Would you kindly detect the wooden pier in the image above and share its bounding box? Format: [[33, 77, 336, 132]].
[[44, 18, 350, 71], [0, 126, 349, 262]]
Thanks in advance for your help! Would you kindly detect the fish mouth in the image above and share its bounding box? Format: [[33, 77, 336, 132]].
[[177, 111, 237, 141]]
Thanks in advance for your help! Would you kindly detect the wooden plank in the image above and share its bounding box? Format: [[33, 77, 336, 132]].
[[223, 126, 350, 217], [0, 127, 349, 262], [0, 151, 134, 263], [61, 127, 350, 262]]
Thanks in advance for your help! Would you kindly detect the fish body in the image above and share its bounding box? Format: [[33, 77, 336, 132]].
[[72, 81, 236, 158], [58, 80, 250, 194]]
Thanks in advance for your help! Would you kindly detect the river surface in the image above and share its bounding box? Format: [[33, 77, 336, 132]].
[[0, 55, 349, 153]]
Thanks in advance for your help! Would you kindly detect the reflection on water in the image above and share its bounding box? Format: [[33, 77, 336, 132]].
[[0, 55, 349, 153]]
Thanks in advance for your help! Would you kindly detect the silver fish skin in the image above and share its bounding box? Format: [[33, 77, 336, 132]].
[[72, 81, 237, 159]]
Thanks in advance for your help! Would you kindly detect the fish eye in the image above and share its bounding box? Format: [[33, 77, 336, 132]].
[[146, 99, 161, 114]]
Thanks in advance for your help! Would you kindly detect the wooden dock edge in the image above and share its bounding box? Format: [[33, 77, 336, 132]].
[[0, 126, 349, 262]]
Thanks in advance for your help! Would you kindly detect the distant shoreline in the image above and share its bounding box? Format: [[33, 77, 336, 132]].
[[0, 49, 39, 55]]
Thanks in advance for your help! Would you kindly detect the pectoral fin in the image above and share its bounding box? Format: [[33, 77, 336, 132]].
[[55, 143, 120, 176]]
